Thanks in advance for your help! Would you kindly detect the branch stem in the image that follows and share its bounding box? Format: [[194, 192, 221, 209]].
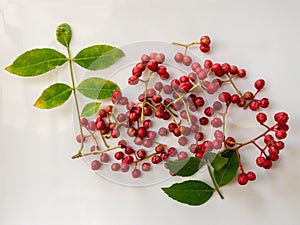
[[67, 47, 84, 154]]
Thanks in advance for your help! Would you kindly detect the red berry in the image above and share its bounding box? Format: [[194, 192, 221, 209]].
[[137, 149, 146, 159], [142, 162, 151, 171], [121, 163, 130, 172], [151, 155, 161, 164], [256, 112, 267, 124], [269, 153, 279, 161], [274, 112, 289, 125], [246, 171, 256, 181], [154, 82, 163, 91], [275, 130, 287, 140], [114, 151, 124, 160], [212, 140, 222, 149], [237, 69, 246, 78], [118, 140, 127, 148], [204, 60, 213, 68], [128, 75, 139, 85], [111, 163, 120, 171], [177, 151, 188, 160], [143, 139, 153, 148], [211, 117, 223, 128], [173, 127, 181, 137], [249, 100, 260, 111], [200, 35, 211, 46], [111, 129, 120, 138], [259, 98, 269, 108], [143, 119, 152, 129], [168, 122, 177, 132], [155, 145, 165, 154], [231, 94, 241, 104], [230, 65, 238, 75], [134, 137, 142, 146], [132, 66, 142, 77], [157, 66, 167, 76], [178, 136, 188, 146], [122, 155, 134, 164], [182, 56, 192, 66], [168, 147, 177, 157], [125, 146, 135, 155], [263, 159, 273, 169], [204, 107, 214, 117], [86, 121, 96, 132], [214, 130, 225, 142], [141, 54, 150, 63], [199, 45, 210, 53], [195, 132, 204, 141], [132, 169, 142, 178], [147, 60, 159, 72], [221, 63, 231, 74], [199, 117, 209, 125], [174, 52, 184, 63], [91, 160, 101, 170], [218, 92, 231, 103], [206, 82, 219, 94], [76, 134, 85, 143], [256, 156, 266, 167], [155, 53, 165, 64], [238, 173, 248, 185], [137, 127, 147, 138], [254, 79, 265, 90], [160, 152, 169, 161], [211, 63, 222, 73], [243, 91, 254, 100], [158, 127, 168, 136], [100, 153, 110, 163], [112, 90, 122, 100], [213, 101, 223, 110], [276, 141, 285, 150], [80, 118, 88, 126], [225, 137, 236, 147], [201, 140, 213, 152]]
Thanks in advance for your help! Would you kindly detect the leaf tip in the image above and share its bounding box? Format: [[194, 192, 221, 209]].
[[5, 65, 12, 73]]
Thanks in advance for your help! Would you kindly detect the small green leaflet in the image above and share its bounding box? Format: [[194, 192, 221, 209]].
[[167, 157, 202, 177], [56, 23, 72, 47], [77, 77, 120, 100], [205, 152, 228, 171], [162, 180, 215, 206], [74, 45, 125, 70], [214, 151, 239, 186], [5, 48, 67, 76], [166, 153, 228, 177], [34, 83, 72, 109], [81, 102, 101, 117]]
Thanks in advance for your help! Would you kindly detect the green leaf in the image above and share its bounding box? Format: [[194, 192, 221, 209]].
[[77, 77, 120, 100], [74, 45, 125, 70], [214, 151, 239, 186], [81, 102, 101, 117], [34, 83, 72, 109], [162, 180, 215, 206], [167, 157, 202, 177], [210, 154, 228, 171], [56, 23, 72, 47], [5, 48, 67, 76]]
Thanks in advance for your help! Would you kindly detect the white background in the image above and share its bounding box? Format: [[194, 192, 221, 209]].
[[1, 0, 300, 224]]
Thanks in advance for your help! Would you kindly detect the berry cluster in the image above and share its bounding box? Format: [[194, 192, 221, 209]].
[[74, 36, 289, 188]]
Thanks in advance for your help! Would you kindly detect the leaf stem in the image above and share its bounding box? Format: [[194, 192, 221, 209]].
[[205, 158, 224, 199], [71, 145, 121, 159], [67, 47, 84, 154]]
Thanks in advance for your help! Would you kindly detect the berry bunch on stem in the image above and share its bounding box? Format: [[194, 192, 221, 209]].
[[74, 35, 289, 205]]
